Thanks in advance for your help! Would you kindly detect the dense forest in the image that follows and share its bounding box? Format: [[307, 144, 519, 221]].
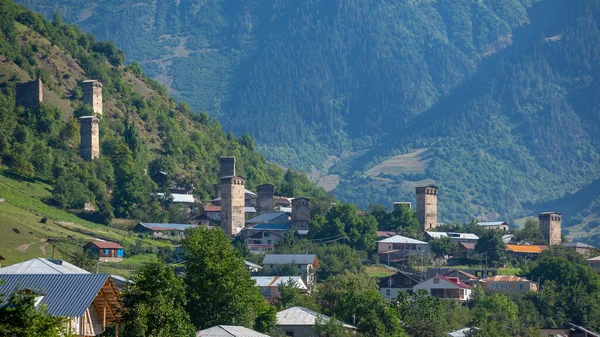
[[15, 0, 600, 239], [0, 0, 327, 225]]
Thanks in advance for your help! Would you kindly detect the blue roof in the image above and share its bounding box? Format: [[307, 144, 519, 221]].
[[246, 223, 291, 231], [138, 223, 197, 230], [0, 274, 110, 317], [246, 212, 289, 224]]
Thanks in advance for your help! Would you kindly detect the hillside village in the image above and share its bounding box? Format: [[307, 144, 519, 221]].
[[1, 2, 600, 337]]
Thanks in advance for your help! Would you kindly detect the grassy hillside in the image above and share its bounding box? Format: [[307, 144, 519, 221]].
[[0, 0, 329, 267]]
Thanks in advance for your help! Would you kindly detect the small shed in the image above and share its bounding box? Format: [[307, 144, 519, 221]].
[[83, 241, 124, 262]]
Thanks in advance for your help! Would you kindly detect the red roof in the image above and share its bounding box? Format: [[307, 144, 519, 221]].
[[481, 275, 531, 283], [459, 242, 476, 250], [377, 231, 396, 238], [438, 276, 472, 289], [87, 241, 124, 249], [204, 205, 221, 212]]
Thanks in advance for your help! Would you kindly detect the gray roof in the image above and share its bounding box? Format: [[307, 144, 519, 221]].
[[263, 254, 317, 265], [244, 261, 262, 269], [197, 325, 270, 337], [563, 242, 597, 249], [447, 327, 479, 337], [378, 235, 428, 244], [0, 274, 110, 317], [476, 221, 508, 227], [251, 276, 307, 289], [0, 258, 88, 274], [157, 193, 195, 203], [276, 307, 356, 329], [247, 212, 289, 224], [426, 232, 479, 240], [138, 223, 198, 230]]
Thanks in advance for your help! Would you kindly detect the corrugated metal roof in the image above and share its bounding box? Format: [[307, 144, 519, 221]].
[[244, 261, 262, 269], [204, 205, 221, 212], [87, 241, 124, 249], [0, 274, 110, 317], [263, 254, 317, 265], [139, 223, 198, 230], [481, 275, 531, 283], [245, 207, 257, 213], [157, 193, 195, 203], [246, 212, 289, 224], [378, 235, 428, 244], [476, 221, 508, 227], [426, 232, 479, 240], [588, 256, 600, 261], [0, 258, 88, 274], [251, 276, 307, 289], [563, 242, 597, 249], [458, 242, 476, 250], [276, 307, 356, 329], [447, 327, 479, 337], [505, 244, 544, 253], [197, 325, 271, 337]]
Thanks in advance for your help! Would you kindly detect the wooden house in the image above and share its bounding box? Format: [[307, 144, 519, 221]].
[[83, 241, 124, 262]]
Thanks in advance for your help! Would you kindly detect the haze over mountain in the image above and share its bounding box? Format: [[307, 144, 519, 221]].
[[17, 0, 600, 243]]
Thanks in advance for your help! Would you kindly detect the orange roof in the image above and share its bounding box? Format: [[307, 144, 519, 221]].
[[204, 205, 221, 212], [505, 244, 543, 253]]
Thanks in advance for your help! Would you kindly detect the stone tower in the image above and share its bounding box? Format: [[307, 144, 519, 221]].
[[219, 156, 245, 235], [79, 116, 100, 161], [416, 185, 438, 231], [539, 212, 562, 245], [220, 156, 236, 177], [292, 197, 310, 234], [82, 80, 103, 116], [15, 78, 43, 110], [257, 184, 275, 214]]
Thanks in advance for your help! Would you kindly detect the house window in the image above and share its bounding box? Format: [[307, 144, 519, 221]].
[[492, 284, 498, 289], [501, 283, 508, 290], [517, 284, 524, 290], [433, 278, 439, 284], [264, 232, 270, 237]]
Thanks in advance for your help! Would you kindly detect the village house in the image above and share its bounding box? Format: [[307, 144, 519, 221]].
[[413, 275, 473, 302], [562, 242, 600, 256], [377, 235, 430, 264], [276, 306, 356, 337], [251, 276, 307, 299], [440, 270, 479, 286], [476, 221, 510, 231], [588, 256, 600, 275], [133, 222, 198, 239], [479, 275, 538, 293], [246, 212, 290, 224], [245, 260, 263, 273], [457, 242, 477, 257], [83, 241, 124, 262], [241, 223, 291, 254], [426, 231, 479, 244], [505, 244, 548, 259], [262, 254, 319, 290], [377, 231, 396, 240], [197, 325, 271, 337], [541, 323, 600, 337], [378, 270, 424, 299], [157, 192, 196, 213], [0, 274, 122, 336]]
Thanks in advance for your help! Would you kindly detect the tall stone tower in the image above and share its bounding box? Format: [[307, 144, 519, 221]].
[[257, 184, 275, 214], [15, 78, 43, 110], [220, 156, 245, 235], [539, 212, 562, 245], [79, 116, 100, 161], [82, 80, 103, 116], [292, 197, 310, 234], [416, 185, 438, 231]]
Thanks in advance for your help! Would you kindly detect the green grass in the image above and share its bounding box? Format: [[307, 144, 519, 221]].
[[365, 265, 396, 278]]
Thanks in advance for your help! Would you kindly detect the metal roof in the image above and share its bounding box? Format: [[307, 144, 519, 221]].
[[263, 254, 317, 265], [426, 232, 479, 240], [480, 275, 532, 283], [447, 327, 479, 337], [138, 223, 198, 230], [197, 325, 271, 337], [476, 221, 508, 227], [276, 307, 356, 329], [505, 244, 546, 253], [251, 276, 307, 289], [245, 207, 257, 213], [157, 193, 196, 203], [244, 261, 262, 269], [0, 274, 110, 317], [588, 256, 600, 261], [86, 241, 124, 249], [378, 235, 428, 244], [0, 258, 88, 274], [563, 242, 597, 249], [245, 223, 291, 231], [246, 212, 289, 224]]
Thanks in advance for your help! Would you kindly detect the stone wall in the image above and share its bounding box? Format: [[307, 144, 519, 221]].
[[257, 184, 275, 214], [15, 79, 43, 110], [220, 156, 236, 177], [79, 116, 100, 161], [292, 197, 310, 233], [416, 186, 438, 231], [539, 212, 562, 245], [220, 176, 245, 235], [82, 80, 103, 116]]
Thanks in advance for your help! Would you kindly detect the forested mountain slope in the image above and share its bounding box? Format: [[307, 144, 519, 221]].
[[17, 0, 600, 238], [0, 0, 326, 226]]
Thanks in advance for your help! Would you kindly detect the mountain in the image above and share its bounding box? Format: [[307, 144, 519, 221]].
[[0, 0, 327, 261], [15, 0, 600, 240]]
